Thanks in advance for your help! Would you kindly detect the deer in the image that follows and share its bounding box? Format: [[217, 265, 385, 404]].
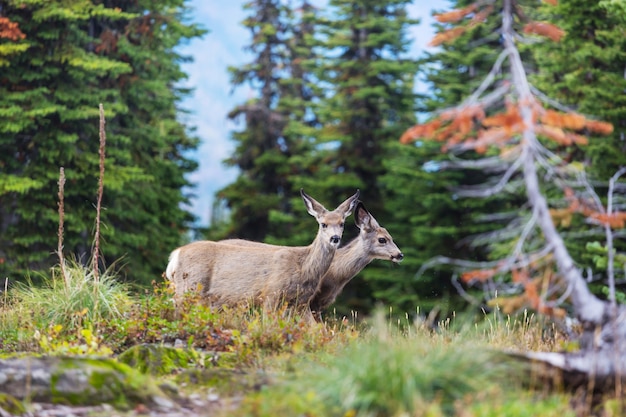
[[165, 189, 360, 321], [221, 202, 403, 321]]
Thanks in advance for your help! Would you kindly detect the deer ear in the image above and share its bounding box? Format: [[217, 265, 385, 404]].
[[355, 202, 377, 231], [339, 189, 360, 219], [301, 189, 327, 218], [355, 202, 369, 228]]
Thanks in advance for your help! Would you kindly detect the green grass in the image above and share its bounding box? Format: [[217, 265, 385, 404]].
[[0, 259, 131, 352]]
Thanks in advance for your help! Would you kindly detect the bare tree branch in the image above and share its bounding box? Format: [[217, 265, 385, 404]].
[[502, 0, 606, 324], [605, 167, 626, 306], [456, 157, 522, 197]]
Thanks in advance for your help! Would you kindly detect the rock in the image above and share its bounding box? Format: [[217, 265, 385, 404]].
[[117, 344, 202, 376], [175, 368, 270, 396], [0, 356, 176, 411]]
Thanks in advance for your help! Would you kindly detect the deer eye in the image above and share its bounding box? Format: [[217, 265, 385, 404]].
[[321, 223, 328, 228], [340, 222, 345, 228], [378, 238, 387, 244]]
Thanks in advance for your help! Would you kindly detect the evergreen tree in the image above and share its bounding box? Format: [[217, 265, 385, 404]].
[[217, 0, 295, 241], [215, 0, 322, 244], [303, 0, 420, 315], [0, 0, 204, 284]]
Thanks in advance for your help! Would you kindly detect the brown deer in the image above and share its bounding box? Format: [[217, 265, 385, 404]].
[[165, 189, 360, 320], [221, 202, 403, 320]]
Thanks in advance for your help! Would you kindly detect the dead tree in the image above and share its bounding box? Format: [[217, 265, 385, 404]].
[[402, 0, 626, 393]]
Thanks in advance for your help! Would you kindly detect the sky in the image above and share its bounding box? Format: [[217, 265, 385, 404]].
[[177, 0, 448, 227]]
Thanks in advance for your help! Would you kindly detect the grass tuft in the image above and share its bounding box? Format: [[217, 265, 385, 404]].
[[11, 258, 131, 331]]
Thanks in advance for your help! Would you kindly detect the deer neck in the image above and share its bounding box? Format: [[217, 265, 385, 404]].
[[329, 236, 371, 280], [301, 234, 338, 280]]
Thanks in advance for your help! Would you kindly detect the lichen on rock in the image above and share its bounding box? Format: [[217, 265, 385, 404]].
[[117, 344, 202, 376], [0, 356, 176, 411]]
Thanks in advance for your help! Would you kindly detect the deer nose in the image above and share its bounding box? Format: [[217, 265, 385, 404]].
[[395, 253, 404, 261], [330, 235, 341, 245]]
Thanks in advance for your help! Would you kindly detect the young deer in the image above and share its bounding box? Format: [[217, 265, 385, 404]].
[[221, 202, 403, 320], [165, 189, 360, 319]]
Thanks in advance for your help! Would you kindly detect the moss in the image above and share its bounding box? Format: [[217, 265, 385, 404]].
[[0, 393, 26, 415], [175, 368, 269, 396], [117, 344, 201, 376], [49, 356, 169, 410]]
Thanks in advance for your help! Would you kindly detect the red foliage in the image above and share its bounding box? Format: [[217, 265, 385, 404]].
[[461, 268, 497, 283], [540, 110, 586, 130], [542, 0, 558, 5], [482, 103, 524, 133], [434, 4, 477, 23], [0, 17, 26, 41], [471, 5, 494, 24], [523, 22, 565, 42], [95, 30, 119, 54], [429, 26, 467, 47], [399, 120, 442, 144], [585, 120, 614, 135], [588, 212, 626, 229]]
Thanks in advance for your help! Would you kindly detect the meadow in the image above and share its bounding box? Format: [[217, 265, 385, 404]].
[[1, 266, 618, 417]]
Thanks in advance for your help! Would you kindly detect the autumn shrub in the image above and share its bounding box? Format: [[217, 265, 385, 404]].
[[101, 282, 227, 352], [102, 282, 361, 368]]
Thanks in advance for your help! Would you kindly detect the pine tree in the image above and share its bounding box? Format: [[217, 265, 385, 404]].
[[216, 0, 294, 242], [215, 0, 322, 244], [303, 0, 420, 314], [0, 0, 204, 284]]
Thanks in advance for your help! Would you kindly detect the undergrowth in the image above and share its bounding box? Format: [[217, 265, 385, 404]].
[[234, 311, 576, 417]]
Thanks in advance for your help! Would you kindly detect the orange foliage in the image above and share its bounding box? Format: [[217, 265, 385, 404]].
[[540, 110, 586, 130], [429, 26, 467, 47], [434, 4, 477, 23], [482, 104, 523, 133], [461, 268, 497, 283], [511, 268, 528, 284], [523, 22, 565, 42], [473, 128, 509, 153], [536, 125, 576, 145], [0, 17, 26, 41], [508, 268, 567, 318], [585, 120, 614, 135], [588, 212, 626, 229], [400, 105, 485, 147], [471, 5, 494, 24], [567, 133, 588, 146], [543, 0, 558, 5], [563, 187, 626, 229], [399, 119, 442, 144]]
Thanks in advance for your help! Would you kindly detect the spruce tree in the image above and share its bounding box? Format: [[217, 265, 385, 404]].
[[215, 0, 321, 244], [303, 0, 420, 314], [216, 0, 292, 241], [0, 0, 204, 284]]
